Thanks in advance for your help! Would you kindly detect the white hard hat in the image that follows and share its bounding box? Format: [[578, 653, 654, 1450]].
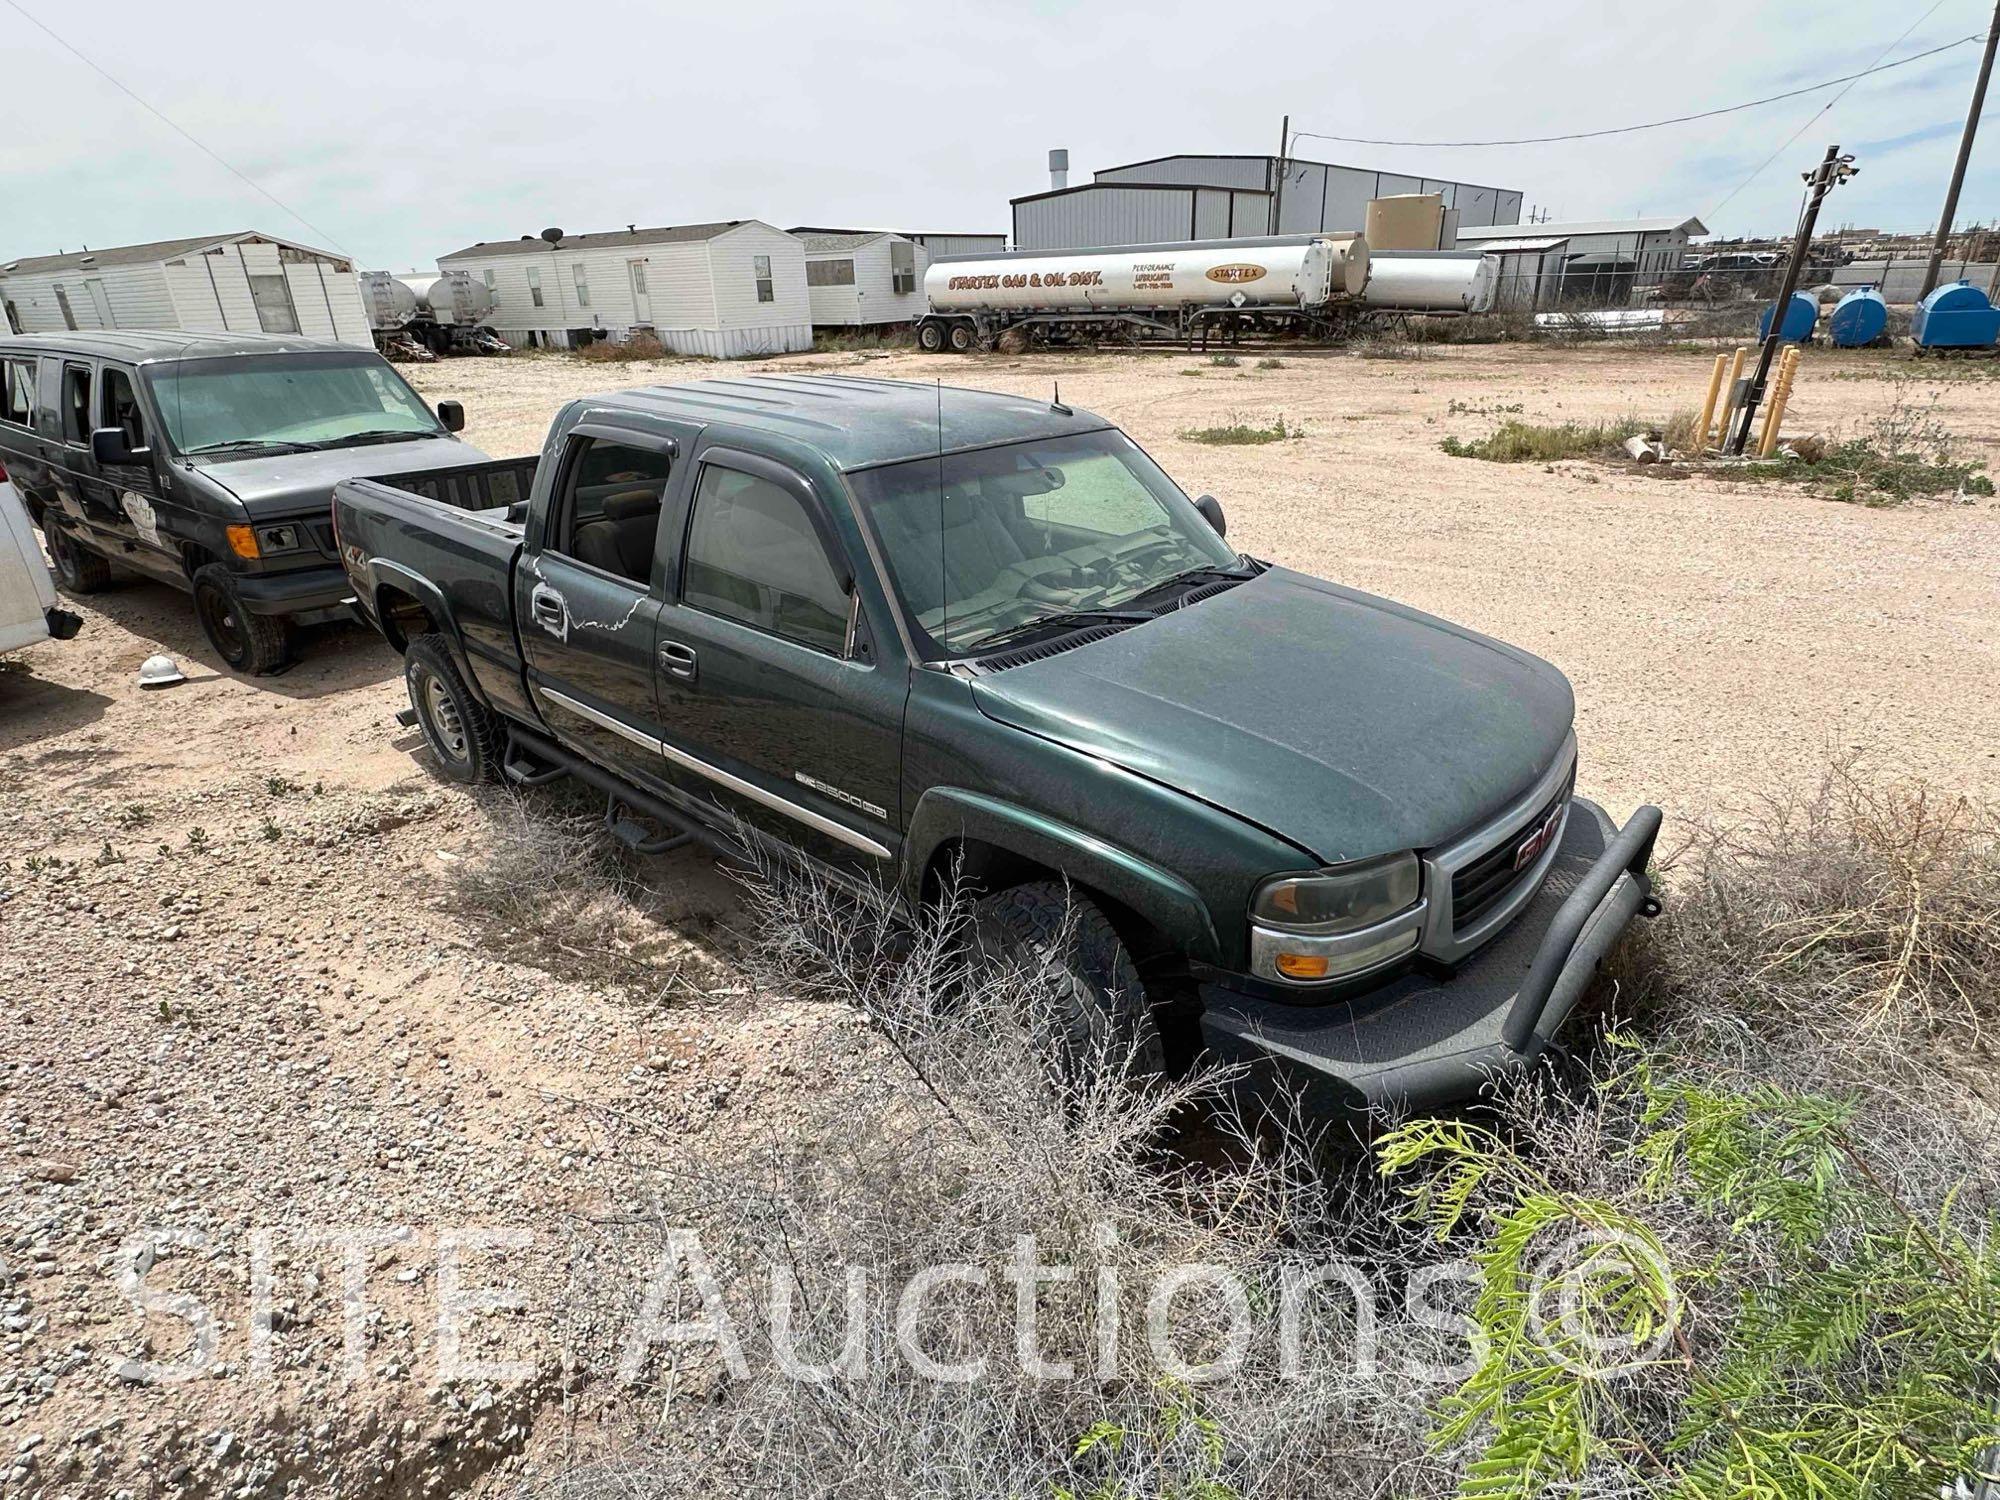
[[137, 654, 185, 689]]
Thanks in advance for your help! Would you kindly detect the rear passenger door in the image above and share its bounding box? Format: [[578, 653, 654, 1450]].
[[518, 423, 686, 784], [40, 358, 118, 534], [653, 448, 906, 872]]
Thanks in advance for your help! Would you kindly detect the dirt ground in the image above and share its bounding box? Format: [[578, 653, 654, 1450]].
[[1, 338, 1995, 1495]]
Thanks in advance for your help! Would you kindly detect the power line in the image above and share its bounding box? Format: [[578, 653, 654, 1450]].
[[1, 0, 351, 255], [1289, 28, 1981, 149], [1707, 0, 1951, 220]]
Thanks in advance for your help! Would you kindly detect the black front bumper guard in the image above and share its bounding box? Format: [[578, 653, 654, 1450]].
[[1198, 798, 1663, 1119]]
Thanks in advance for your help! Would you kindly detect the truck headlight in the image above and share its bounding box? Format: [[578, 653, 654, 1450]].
[[255, 524, 302, 554], [1250, 852, 1424, 984]]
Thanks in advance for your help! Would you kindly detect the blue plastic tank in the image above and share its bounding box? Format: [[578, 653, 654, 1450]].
[[1758, 290, 1819, 342], [1911, 280, 2000, 349], [1828, 286, 1888, 348]]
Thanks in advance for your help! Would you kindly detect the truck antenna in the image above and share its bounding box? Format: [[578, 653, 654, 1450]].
[[1050, 381, 1071, 416]]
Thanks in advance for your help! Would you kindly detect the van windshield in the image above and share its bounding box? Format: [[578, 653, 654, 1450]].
[[146, 353, 443, 456], [847, 428, 1241, 659]]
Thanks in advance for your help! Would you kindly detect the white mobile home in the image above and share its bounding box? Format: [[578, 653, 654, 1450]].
[[436, 221, 810, 357], [0, 231, 371, 345], [796, 232, 928, 327]]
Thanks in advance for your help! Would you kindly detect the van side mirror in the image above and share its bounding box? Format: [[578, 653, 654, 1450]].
[[1195, 494, 1227, 537], [437, 400, 466, 433], [91, 427, 148, 466]]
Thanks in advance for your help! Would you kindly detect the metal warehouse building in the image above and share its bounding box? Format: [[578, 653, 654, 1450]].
[[0, 231, 371, 345], [1012, 153, 1524, 251], [436, 221, 811, 357]]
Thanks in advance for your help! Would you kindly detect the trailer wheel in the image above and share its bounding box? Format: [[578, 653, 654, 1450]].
[[917, 321, 945, 353], [948, 322, 976, 353]]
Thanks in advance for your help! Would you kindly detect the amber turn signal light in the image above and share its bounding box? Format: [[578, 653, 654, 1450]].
[[1274, 953, 1332, 980], [226, 524, 260, 559]]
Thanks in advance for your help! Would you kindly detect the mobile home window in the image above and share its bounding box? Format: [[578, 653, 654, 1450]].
[[890, 240, 917, 295], [526, 266, 545, 307], [752, 254, 774, 304], [805, 258, 856, 288], [572, 263, 590, 307], [481, 269, 496, 290], [0, 358, 34, 427]]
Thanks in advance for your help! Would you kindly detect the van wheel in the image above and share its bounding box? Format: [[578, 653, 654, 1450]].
[[974, 881, 1164, 1085], [192, 563, 291, 675], [47, 525, 113, 594], [917, 321, 945, 353], [405, 633, 499, 784], [947, 322, 976, 353]]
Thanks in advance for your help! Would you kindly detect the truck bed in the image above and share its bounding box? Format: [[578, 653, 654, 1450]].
[[333, 456, 541, 719]]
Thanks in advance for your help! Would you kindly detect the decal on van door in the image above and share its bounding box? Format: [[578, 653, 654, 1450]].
[[121, 492, 163, 549]]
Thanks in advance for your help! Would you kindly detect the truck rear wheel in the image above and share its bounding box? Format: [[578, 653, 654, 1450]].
[[192, 563, 291, 675], [917, 321, 945, 353], [948, 322, 976, 353], [405, 632, 499, 784], [974, 880, 1164, 1085], [46, 524, 114, 594]]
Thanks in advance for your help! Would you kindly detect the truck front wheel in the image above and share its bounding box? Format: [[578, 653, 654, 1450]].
[[974, 881, 1165, 1085], [405, 633, 499, 784], [192, 564, 291, 675]]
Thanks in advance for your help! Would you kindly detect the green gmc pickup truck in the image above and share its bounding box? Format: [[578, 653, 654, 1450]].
[[332, 374, 1661, 1117]]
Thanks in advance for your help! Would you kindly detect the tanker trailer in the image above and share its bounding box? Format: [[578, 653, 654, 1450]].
[[917, 233, 1369, 351], [357, 272, 434, 361], [417, 272, 510, 355], [1361, 250, 1497, 314]]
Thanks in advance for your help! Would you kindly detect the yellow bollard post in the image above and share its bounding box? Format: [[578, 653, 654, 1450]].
[[1758, 346, 1802, 458], [1715, 346, 1748, 452], [1695, 352, 1728, 450]]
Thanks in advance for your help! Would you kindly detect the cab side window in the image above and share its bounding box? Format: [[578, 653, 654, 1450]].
[[103, 368, 147, 449], [59, 363, 92, 445], [682, 464, 849, 654], [549, 437, 673, 587], [0, 358, 33, 428]]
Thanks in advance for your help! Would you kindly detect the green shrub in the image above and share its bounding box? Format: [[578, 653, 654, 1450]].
[[1179, 416, 1304, 445], [1440, 420, 1641, 462]]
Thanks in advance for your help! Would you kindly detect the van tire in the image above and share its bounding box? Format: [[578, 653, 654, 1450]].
[[405, 633, 499, 784], [192, 564, 291, 675], [974, 880, 1164, 1084], [47, 524, 114, 594]]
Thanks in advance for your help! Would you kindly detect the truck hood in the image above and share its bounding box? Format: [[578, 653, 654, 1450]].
[[191, 437, 492, 518], [968, 566, 1575, 864]]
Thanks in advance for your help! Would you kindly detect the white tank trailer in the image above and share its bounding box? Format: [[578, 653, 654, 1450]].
[[1362, 250, 1497, 314], [918, 234, 1370, 350], [358, 270, 507, 358]]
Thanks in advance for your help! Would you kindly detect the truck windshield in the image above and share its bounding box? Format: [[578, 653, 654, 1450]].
[[145, 353, 444, 457], [848, 428, 1241, 659]]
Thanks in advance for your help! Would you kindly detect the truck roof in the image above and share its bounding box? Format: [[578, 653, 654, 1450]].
[[0, 330, 370, 365], [578, 374, 1112, 471]]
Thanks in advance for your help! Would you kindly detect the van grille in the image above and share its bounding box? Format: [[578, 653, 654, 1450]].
[[1450, 773, 1574, 934]]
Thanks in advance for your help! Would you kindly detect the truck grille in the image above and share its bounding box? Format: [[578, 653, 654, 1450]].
[[1449, 772, 1574, 934]]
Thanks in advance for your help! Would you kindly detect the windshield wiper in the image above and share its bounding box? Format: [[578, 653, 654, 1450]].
[[184, 438, 313, 456], [321, 429, 432, 449], [1116, 560, 1259, 608], [968, 608, 1156, 654]]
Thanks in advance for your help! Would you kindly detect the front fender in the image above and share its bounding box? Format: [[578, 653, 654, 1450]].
[[902, 787, 1221, 962]]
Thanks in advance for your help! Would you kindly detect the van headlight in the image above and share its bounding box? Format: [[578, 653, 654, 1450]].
[[1250, 852, 1424, 984]]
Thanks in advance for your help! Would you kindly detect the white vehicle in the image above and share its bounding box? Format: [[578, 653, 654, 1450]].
[[918, 234, 1370, 350], [0, 465, 81, 654]]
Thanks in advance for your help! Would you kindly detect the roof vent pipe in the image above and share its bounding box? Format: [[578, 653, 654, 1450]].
[[1048, 148, 1069, 191]]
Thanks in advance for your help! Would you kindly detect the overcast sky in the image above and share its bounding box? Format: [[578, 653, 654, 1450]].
[[2, 0, 1992, 270]]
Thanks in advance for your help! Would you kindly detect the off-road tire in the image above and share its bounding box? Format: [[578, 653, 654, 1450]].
[[916, 321, 945, 353], [405, 632, 499, 785], [974, 880, 1165, 1085], [46, 523, 114, 594], [192, 563, 291, 675], [947, 321, 976, 353]]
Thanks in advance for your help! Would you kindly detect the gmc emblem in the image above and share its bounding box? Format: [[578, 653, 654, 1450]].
[[1512, 804, 1563, 872]]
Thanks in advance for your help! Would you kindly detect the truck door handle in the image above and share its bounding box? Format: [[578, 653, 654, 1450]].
[[529, 585, 566, 634], [658, 641, 697, 681]]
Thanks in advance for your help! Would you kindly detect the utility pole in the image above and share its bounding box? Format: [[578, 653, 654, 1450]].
[[1728, 144, 1857, 455], [1272, 115, 1289, 235], [1920, 0, 2000, 300]]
